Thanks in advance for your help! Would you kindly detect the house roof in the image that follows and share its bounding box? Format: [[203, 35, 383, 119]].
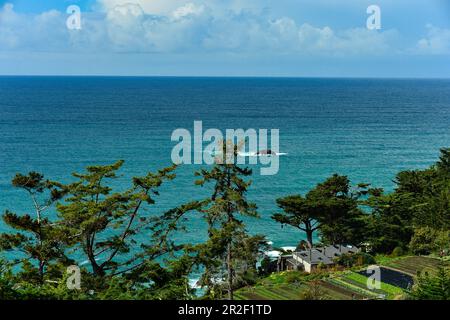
[[293, 244, 360, 265], [285, 258, 301, 266], [293, 249, 334, 265]]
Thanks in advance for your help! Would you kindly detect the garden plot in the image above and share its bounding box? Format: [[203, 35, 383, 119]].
[[341, 271, 404, 299], [318, 280, 369, 300], [357, 267, 413, 290], [384, 256, 444, 275], [235, 284, 309, 300]]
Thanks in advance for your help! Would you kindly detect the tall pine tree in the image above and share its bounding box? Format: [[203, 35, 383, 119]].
[[193, 141, 261, 300], [0, 172, 67, 284]]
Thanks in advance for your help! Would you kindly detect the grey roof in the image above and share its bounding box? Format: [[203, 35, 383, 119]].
[[293, 249, 334, 265], [286, 258, 301, 266], [293, 244, 360, 265], [316, 245, 359, 257]]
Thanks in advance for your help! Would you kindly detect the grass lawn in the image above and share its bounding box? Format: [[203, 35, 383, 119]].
[[344, 271, 403, 299]]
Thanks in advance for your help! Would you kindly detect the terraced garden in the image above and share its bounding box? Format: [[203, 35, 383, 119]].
[[357, 267, 414, 289], [316, 280, 368, 300], [234, 281, 368, 300], [234, 284, 307, 300], [383, 256, 444, 275], [329, 271, 404, 299], [235, 256, 445, 300]]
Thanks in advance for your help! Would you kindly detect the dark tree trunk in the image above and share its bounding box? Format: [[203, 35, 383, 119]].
[[306, 230, 313, 248], [86, 236, 104, 276], [227, 242, 233, 300], [226, 168, 233, 300], [304, 220, 314, 248], [38, 261, 45, 283]]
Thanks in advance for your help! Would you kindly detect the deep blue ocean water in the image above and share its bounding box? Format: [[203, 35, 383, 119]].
[[0, 76, 449, 248]]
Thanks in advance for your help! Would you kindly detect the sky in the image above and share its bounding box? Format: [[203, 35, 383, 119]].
[[0, 0, 450, 77]]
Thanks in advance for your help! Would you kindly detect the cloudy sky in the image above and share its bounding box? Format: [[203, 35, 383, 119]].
[[1, 0, 450, 77]]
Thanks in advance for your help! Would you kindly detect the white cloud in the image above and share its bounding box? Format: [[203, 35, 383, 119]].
[[98, 0, 267, 16], [416, 24, 450, 55], [105, 3, 146, 50], [0, 1, 405, 56], [172, 3, 205, 20], [99, 0, 195, 15], [0, 3, 19, 48], [0, 3, 69, 51]]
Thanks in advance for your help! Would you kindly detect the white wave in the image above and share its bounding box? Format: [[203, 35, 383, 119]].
[[206, 151, 288, 156]]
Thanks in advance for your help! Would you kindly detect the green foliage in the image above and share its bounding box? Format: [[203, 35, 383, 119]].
[[191, 142, 263, 300], [391, 246, 405, 257], [335, 252, 376, 267], [0, 260, 18, 299], [344, 272, 404, 299], [365, 148, 450, 254], [437, 148, 450, 173], [312, 175, 369, 246], [0, 172, 68, 284], [409, 262, 450, 300], [409, 227, 449, 255], [273, 174, 369, 248], [0, 161, 198, 300], [272, 195, 320, 247], [364, 192, 415, 253], [258, 256, 274, 276], [1, 147, 448, 300], [284, 271, 305, 284], [57, 161, 183, 277], [299, 280, 327, 300]]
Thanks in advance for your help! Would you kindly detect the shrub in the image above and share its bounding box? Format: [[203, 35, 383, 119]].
[[356, 253, 376, 266], [258, 257, 276, 275], [391, 246, 405, 257], [285, 271, 305, 284], [335, 252, 376, 267], [317, 262, 327, 270], [299, 281, 327, 300], [409, 227, 449, 255], [409, 263, 450, 300]]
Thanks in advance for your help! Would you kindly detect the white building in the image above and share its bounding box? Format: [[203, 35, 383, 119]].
[[279, 244, 360, 273]]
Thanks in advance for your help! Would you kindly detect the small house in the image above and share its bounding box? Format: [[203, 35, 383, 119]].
[[276, 244, 360, 273]]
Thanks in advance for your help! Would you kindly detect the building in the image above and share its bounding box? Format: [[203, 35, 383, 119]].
[[276, 244, 360, 273]]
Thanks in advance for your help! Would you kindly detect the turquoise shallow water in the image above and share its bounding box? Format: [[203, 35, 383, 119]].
[[0, 76, 449, 247]]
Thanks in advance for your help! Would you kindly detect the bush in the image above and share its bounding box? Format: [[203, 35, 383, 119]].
[[391, 246, 405, 257], [258, 257, 276, 276], [299, 281, 327, 300], [409, 227, 449, 255], [356, 253, 376, 266], [409, 263, 450, 300], [317, 262, 327, 270], [285, 271, 305, 284], [335, 252, 376, 267]]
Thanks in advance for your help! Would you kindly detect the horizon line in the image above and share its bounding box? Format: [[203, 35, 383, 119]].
[[1, 74, 450, 80]]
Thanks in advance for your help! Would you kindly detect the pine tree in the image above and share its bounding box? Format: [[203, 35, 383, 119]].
[[272, 195, 320, 247], [194, 141, 260, 300], [56, 161, 183, 278], [0, 172, 66, 284], [273, 174, 368, 248], [410, 261, 450, 300]]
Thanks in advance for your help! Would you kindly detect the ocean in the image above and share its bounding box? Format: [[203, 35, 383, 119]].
[[0, 76, 449, 247]]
